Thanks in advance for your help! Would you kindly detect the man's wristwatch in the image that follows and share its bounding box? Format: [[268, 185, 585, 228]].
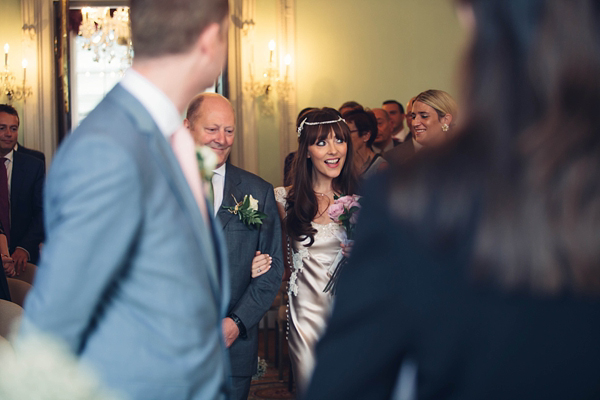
[[228, 313, 247, 339]]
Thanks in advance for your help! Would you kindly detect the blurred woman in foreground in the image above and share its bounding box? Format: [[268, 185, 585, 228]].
[[305, 1, 600, 399]]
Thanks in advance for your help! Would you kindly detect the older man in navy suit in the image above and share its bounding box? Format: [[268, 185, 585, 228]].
[[0, 104, 44, 274], [185, 93, 284, 400], [19, 0, 232, 399]]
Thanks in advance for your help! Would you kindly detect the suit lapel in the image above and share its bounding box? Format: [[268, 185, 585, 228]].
[[217, 163, 242, 230], [107, 86, 221, 292], [10, 152, 25, 221]]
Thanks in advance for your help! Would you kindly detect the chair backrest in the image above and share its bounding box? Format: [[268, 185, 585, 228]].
[[11, 263, 37, 286], [0, 299, 23, 340], [7, 278, 32, 308]]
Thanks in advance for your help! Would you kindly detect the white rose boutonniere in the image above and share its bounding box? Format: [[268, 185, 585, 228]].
[[222, 194, 267, 229], [196, 145, 218, 182]]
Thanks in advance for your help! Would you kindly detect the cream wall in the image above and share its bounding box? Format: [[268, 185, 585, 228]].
[[250, 0, 466, 186], [295, 0, 466, 112], [0, 0, 26, 143]]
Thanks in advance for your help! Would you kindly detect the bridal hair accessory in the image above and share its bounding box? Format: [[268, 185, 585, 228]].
[[297, 116, 346, 137]]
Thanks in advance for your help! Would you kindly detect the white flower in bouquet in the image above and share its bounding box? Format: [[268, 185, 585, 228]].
[[0, 329, 124, 400]]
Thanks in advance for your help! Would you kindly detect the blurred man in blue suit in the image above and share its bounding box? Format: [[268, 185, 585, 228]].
[[19, 0, 232, 399]]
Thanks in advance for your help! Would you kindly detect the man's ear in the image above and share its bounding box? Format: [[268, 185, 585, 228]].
[[195, 22, 223, 59], [183, 118, 191, 129]]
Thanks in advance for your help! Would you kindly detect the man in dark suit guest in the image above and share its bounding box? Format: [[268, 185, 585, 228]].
[[372, 108, 398, 154], [15, 142, 45, 171], [185, 93, 284, 400], [383, 99, 411, 143], [0, 104, 44, 272]]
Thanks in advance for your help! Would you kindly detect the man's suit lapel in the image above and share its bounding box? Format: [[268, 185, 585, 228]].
[[217, 163, 243, 230], [10, 152, 25, 221], [107, 85, 222, 292]]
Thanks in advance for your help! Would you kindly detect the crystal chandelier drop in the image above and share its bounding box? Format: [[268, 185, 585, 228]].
[[79, 7, 132, 64]]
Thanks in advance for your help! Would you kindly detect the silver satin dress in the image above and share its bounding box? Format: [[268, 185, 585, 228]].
[[275, 187, 343, 393]]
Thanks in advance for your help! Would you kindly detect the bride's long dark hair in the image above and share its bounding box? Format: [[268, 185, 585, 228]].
[[286, 108, 358, 246]]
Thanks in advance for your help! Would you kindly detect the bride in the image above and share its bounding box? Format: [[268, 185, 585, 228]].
[[274, 107, 359, 393]]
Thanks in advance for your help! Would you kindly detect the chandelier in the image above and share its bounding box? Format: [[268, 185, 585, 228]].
[[1, 44, 32, 103], [244, 40, 292, 115], [79, 7, 132, 64]]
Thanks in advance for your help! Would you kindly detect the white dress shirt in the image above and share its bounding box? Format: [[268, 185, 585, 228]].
[[211, 163, 226, 216], [119, 68, 182, 138]]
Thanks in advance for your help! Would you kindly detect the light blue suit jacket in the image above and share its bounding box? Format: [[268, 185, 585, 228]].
[[21, 84, 231, 400]]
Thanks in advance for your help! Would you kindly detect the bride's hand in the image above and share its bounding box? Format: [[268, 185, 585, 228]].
[[1, 254, 15, 277], [251, 251, 272, 278], [341, 240, 354, 258]]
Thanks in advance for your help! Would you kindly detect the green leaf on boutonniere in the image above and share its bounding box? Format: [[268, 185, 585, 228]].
[[222, 194, 267, 229]]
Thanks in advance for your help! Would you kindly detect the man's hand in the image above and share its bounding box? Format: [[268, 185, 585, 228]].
[[251, 251, 272, 278], [11, 248, 28, 275], [1, 254, 15, 277], [222, 317, 240, 348]]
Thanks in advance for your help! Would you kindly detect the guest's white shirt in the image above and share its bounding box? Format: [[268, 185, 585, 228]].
[[211, 163, 226, 216], [392, 127, 410, 142], [119, 69, 181, 138]]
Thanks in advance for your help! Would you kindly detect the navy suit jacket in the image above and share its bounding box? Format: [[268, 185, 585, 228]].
[[16, 143, 46, 168], [21, 84, 231, 400], [10, 151, 44, 263], [218, 163, 283, 377]]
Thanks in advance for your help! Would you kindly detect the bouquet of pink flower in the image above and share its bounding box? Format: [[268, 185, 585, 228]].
[[323, 194, 362, 294]]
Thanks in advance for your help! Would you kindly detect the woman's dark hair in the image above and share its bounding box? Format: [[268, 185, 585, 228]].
[[392, 0, 600, 294], [344, 109, 378, 150], [286, 108, 359, 245]]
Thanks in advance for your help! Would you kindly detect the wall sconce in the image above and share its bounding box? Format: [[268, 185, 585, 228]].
[[1, 44, 32, 103], [244, 39, 292, 115]]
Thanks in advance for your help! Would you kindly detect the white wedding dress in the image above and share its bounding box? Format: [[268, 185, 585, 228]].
[[275, 186, 344, 393]]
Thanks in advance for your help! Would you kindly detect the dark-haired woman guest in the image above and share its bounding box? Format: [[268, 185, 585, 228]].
[[344, 109, 388, 179], [275, 107, 359, 394], [305, 0, 600, 399]]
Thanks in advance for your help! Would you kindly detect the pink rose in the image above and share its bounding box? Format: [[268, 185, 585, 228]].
[[328, 203, 345, 221], [349, 200, 361, 210], [336, 195, 355, 208], [350, 211, 360, 224]]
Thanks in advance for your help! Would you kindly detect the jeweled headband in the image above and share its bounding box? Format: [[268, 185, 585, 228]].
[[297, 116, 346, 137]]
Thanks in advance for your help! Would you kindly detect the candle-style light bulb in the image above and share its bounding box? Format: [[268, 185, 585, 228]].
[[284, 54, 292, 80], [268, 40, 276, 63], [22, 58, 27, 83]]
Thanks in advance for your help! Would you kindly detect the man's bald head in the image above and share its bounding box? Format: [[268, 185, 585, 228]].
[[184, 93, 236, 168]]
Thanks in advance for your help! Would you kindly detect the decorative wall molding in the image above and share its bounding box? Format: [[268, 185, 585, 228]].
[[20, 0, 57, 167], [228, 0, 297, 178]]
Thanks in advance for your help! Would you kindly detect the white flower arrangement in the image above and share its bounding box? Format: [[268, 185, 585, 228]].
[[0, 328, 124, 400]]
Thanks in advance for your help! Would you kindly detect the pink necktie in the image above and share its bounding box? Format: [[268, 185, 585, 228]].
[[170, 126, 209, 222]]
